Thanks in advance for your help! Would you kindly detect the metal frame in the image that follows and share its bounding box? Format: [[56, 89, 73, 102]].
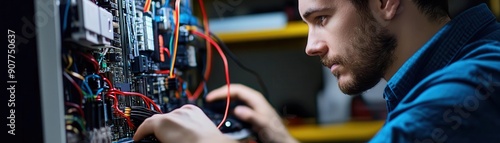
[[36, 0, 65, 142]]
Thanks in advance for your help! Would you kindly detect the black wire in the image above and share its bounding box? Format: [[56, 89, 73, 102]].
[[208, 32, 270, 100]]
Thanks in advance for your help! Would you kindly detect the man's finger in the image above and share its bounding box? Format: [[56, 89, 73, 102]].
[[206, 84, 267, 110], [133, 115, 159, 142], [233, 106, 262, 124]]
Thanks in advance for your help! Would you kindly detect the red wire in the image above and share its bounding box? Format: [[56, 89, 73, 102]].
[[77, 52, 99, 72], [65, 102, 85, 118], [107, 94, 135, 129], [121, 91, 160, 112], [189, 0, 213, 100], [107, 90, 151, 109], [100, 74, 114, 89], [163, 48, 171, 57], [185, 90, 193, 99], [108, 90, 163, 113], [155, 70, 170, 74], [191, 31, 231, 129]]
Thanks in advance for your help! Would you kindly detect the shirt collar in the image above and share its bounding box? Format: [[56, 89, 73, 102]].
[[384, 4, 497, 104]]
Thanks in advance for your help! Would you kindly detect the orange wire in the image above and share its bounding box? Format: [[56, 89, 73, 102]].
[[169, 0, 181, 78], [143, 0, 152, 12], [191, 31, 231, 129]]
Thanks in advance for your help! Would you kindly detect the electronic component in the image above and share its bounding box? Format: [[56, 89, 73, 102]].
[[71, 0, 101, 46], [99, 7, 114, 45]]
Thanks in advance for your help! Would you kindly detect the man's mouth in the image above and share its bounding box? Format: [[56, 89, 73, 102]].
[[330, 64, 339, 73], [322, 61, 340, 76], [321, 57, 342, 76]]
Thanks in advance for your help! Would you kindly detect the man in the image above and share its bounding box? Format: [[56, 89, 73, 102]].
[[133, 0, 500, 142]]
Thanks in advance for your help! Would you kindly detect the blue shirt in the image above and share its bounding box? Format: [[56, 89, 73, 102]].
[[370, 4, 500, 143]]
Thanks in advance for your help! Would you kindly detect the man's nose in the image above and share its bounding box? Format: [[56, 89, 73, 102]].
[[305, 32, 327, 56]]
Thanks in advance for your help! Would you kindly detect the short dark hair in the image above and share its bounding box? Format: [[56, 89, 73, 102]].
[[350, 0, 449, 22]]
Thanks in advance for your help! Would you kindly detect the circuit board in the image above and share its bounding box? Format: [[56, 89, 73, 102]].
[[59, 0, 253, 142]]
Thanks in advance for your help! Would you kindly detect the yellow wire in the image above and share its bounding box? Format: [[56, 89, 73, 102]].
[[169, 0, 181, 78], [66, 54, 73, 70], [64, 54, 85, 80], [67, 71, 85, 81]]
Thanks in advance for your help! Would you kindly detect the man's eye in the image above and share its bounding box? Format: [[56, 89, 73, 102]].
[[315, 16, 328, 26]]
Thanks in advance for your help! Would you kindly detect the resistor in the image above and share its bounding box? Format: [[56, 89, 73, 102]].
[[124, 107, 131, 117]]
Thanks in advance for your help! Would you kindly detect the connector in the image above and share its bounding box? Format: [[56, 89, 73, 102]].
[[167, 77, 178, 90]]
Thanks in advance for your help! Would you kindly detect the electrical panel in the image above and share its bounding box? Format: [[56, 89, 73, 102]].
[[59, 0, 254, 142]]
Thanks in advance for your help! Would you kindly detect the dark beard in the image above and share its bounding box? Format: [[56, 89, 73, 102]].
[[323, 14, 397, 95]]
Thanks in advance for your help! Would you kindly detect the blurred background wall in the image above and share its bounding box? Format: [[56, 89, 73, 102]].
[[194, 0, 500, 123]]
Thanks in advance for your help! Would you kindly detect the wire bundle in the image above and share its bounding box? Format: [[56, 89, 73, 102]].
[[64, 50, 164, 130], [129, 106, 161, 128], [168, 0, 268, 129]]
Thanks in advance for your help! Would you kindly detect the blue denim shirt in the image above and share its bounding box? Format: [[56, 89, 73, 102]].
[[370, 4, 500, 143]]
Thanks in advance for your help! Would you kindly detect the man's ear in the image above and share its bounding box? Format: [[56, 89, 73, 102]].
[[369, 0, 400, 24]]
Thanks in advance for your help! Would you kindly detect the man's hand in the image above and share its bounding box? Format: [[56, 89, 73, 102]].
[[206, 84, 299, 143], [133, 104, 236, 143]]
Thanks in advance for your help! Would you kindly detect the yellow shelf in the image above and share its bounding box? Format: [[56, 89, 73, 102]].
[[287, 120, 385, 142], [215, 21, 309, 43], [491, 0, 500, 17]]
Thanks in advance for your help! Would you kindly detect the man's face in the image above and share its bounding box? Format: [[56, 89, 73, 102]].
[[299, 0, 397, 95]]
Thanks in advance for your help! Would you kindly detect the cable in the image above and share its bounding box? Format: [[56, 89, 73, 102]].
[[155, 70, 170, 74], [65, 54, 72, 70], [66, 115, 87, 133], [163, 48, 171, 58], [100, 75, 114, 89], [76, 52, 100, 72], [191, 31, 231, 129], [159, 35, 171, 59], [169, 0, 181, 78], [96, 88, 105, 98], [62, 0, 71, 31], [188, 0, 212, 101], [130, 106, 160, 128], [143, 0, 152, 12], [98, 47, 111, 65], [108, 90, 150, 109], [65, 102, 85, 118], [203, 83, 208, 98], [64, 53, 85, 80], [63, 72, 84, 106], [106, 93, 135, 129], [82, 74, 101, 95], [210, 32, 270, 99], [108, 90, 163, 114]]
